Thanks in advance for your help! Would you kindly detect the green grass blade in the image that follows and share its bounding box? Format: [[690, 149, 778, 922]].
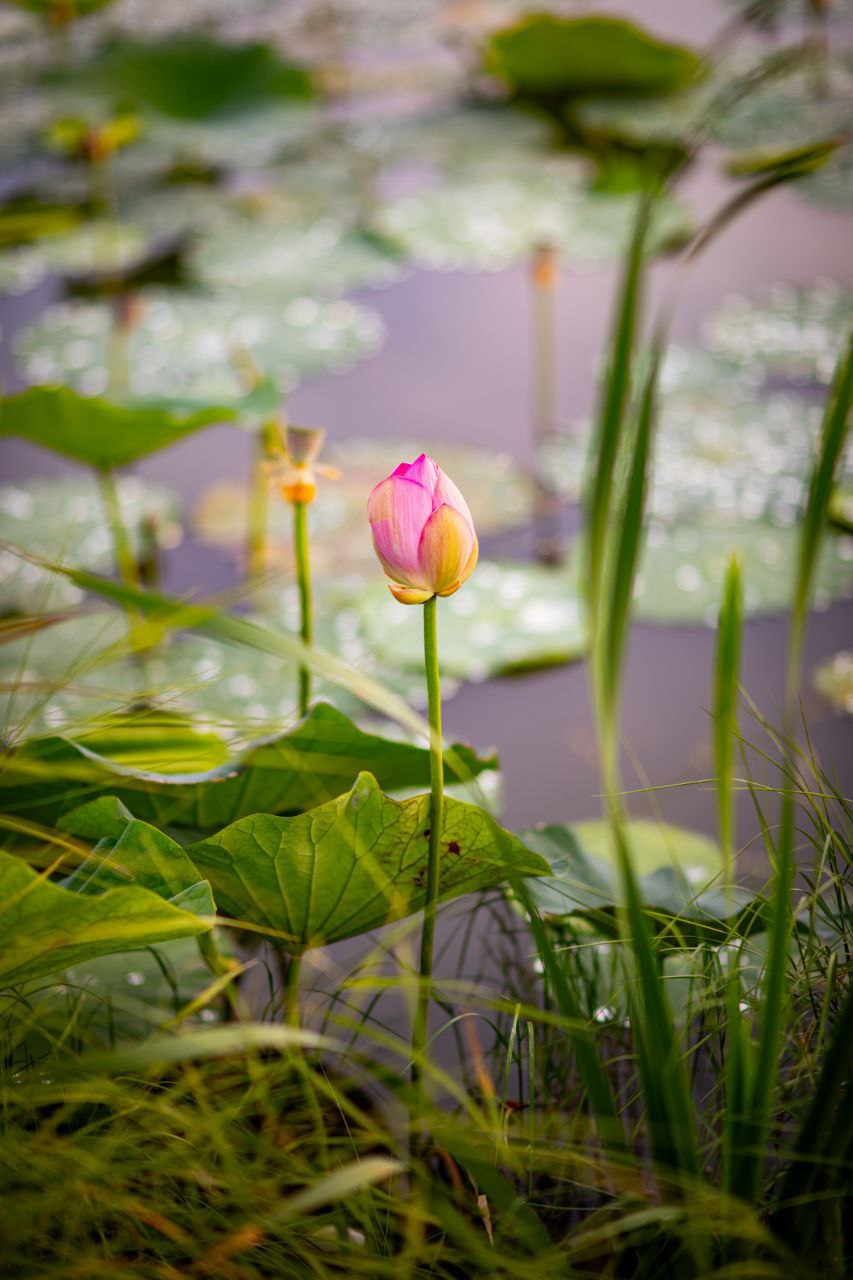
[[788, 331, 853, 701], [585, 193, 653, 623], [714, 554, 743, 890]]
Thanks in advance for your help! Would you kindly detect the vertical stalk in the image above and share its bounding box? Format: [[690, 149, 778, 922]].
[[282, 951, 302, 1029], [97, 467, 139, 589], [411, 594, 443, 1092], [247, 432, 271, 580], [293, 500, 312, 717], [530, 241, 562, 565]]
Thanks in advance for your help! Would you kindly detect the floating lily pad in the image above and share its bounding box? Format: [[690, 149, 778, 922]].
[[138, 101, 320, 170], [15, 287, 385, 400], [352, 560, 588, 681], [814, 650, 853, 716], [377, 159, 693, 271], [704, 280, 853, 386], [76, 35, 313, 119], [0, 220, 155, 289], [522, 818, 726, 920], [633, 518, 853, 625], [193, 438, 530, 574], [712, 51, 853, 154], [484, 14, 704, 101], [4, 701, 497, 830], [538, 374, 845, 526], [192, 219, 405, 298], [0, 586, 451, 741], [0, 475, 180, 615]]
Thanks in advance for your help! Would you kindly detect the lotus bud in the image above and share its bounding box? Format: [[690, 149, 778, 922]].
[[367, 453, 478, 605], [280, 425, 326, 506]]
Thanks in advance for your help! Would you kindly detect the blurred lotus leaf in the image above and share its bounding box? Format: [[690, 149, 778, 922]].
[[72, 36, 313, 121], [703, 279, 853, 386], [191, 220, 405, 299], [0, 475, 180, 613], [538, 365, 850, 526], [352, 560, 588, 681], [2, 702, 497, 830], [485, 15, 704, 101], [813, 650, 853, 715], [633, 518, 853, 625], [15, 289, 384, 401], [377, 158, 693, 271], [0, 220, 159, 293], [0, 384, 274, 468], [521, 818, 729, 923], [193, 438, 530, 573]]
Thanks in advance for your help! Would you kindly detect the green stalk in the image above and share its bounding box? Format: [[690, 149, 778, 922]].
[[293, 500, 312, 718], [97, 467, 139, 589], [411, 594, 444, 1093], [732, 334, 853, 1207], [282, 952, 302, 1029], [531, 241, 561, 565], [714, 554, 743, 894]]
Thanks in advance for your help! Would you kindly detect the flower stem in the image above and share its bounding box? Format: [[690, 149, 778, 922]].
[[411, 594, 443, 1094], [293, 499, 312, 717]]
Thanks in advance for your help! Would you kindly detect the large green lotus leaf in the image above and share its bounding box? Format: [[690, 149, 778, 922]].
[[377, 158, 692, 271], [814, 650, 853, 716], [485, 15, 703, 100], [15, 288, 384, 401], [0, 384, 260, 468], [703, 280, 853, 386], [2, 702, 497, 831], [73, 36, 312, 120], [191, 220, 405, 299], [0, 848, 211, 987], [352, 561, 588, 681], [59, 796, 215, 915], [185, 771, 549, 952], [522, 819, 733, 923], [0, 474, 180, 613], [633, 518, 853, 625]]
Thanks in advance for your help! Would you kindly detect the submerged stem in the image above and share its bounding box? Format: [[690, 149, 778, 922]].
[[293, 500, 312, 717], [411, 595, 444, 1095]]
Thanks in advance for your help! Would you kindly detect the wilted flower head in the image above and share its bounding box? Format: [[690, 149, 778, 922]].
[[367, 453, 478, 604], [280, 424, 326, 505]]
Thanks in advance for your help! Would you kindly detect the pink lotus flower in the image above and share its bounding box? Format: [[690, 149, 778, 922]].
[[368, 453, 478, 604]]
